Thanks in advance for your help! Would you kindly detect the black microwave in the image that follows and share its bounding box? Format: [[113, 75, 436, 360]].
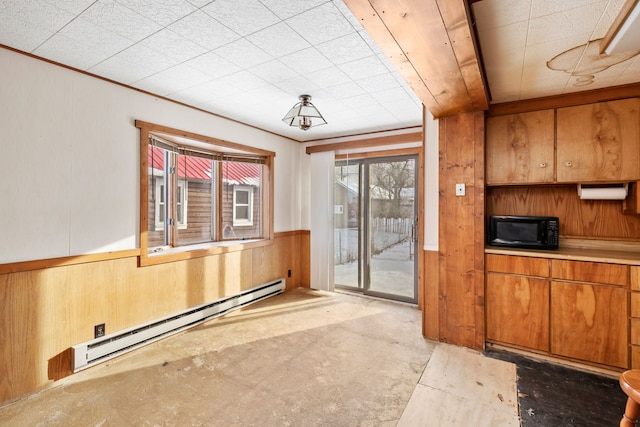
[[487, 215, 559, 250]]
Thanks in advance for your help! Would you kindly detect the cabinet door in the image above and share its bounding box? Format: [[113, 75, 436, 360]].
[[557, 98, 640, 183], [486, 110, 555, 184], [486, 273, 549, 351], [551, 281, 628, 368]]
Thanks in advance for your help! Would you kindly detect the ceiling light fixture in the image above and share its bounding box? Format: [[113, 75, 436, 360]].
[[282, 94, 327, 131], [601, 0, 640, 54]]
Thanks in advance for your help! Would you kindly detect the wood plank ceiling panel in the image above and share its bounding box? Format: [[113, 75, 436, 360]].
[[344, 0, 488, 118]]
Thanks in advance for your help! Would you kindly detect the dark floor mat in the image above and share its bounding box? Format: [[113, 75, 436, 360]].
[[486, 350, 627, 426]]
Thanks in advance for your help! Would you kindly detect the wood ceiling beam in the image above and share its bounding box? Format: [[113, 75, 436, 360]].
[[343, 0, 488, 118]]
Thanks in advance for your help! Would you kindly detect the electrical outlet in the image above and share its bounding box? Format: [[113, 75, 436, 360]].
[[287, 269, 292, 278], [95, 323, 105, 338]]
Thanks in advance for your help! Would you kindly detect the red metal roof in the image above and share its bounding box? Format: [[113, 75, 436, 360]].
[[148, 146, 260, 184]]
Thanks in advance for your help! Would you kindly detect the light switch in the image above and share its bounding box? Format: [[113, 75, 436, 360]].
[[455, 183, 465, 196]]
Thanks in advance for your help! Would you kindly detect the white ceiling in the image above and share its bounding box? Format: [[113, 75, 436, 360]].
[[0, 0, 423, 142], [472, 0, 640, 103], [3, 1, 640, 142]]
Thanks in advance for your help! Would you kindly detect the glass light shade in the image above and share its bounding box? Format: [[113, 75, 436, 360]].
[[282, 94, 327, 131]]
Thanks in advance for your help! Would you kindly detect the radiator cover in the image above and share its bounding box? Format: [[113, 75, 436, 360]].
[[71, 278, 285, 372]]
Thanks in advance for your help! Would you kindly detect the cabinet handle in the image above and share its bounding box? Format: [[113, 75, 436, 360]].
[[565, 161, 573, 167], [539, 162, 547, 168]]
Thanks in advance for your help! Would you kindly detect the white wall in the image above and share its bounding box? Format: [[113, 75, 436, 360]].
[[0, 48, 301, 264]]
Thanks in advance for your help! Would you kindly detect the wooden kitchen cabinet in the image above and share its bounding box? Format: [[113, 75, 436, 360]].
[[550, 280, 628, 368], [486, 110, 555, 185], [556, 98, 640, 183], [486, 254, 631, 369], [485, 254, 550, 351], [486, 273, 549, 351]]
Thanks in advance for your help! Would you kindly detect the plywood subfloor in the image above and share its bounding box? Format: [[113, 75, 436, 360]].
[[398, 343, 520, 426]]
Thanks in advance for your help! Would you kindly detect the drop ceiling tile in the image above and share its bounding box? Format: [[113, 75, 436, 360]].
[[188, 81, 244, 104], [0, 1, 74, 52], [115, 43, 179, 75], [202, 0, 280, 36], [140, 28, 208, 62], [339, 55, 388, 80], [219, 70, 269, 91], [359, 30, 384, 56], [184, 51, 241, 79], [338, 93, 377, 109], [185, 0, 213, 7], [323, 81, 366, 99], [471, 0, 531, 29], [33, 33, 98, 70], [370, 87, 416, 104], [169, 10, 239, 50], [280, 48, 333, 75], [530, 0, 608, 19], [260, 0, 329, 20], [116, 0, 196, 27], [80, 0, 162, 41], [213, 38, 273, 69], [89, 55, 156, 84], [317, 33, 374, 65], [43, 0, 96, 14], [248, 60, 298, 84], [247, 22, 310, 58], [159, 64, 213, 92], [286, 2, 355, 45], [274, 75, 320, 95], [0, 16, 57, 53], [593, 1, 626, 39], [526, 5, 603, 47], [133, 73, 190, 95], [35, 17, 134, 70], [306, 67, 352, 88], [357, 73, 401, 93], [476, 22, 528, 58]]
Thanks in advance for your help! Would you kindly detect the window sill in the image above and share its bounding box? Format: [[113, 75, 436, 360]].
[[139, 238, 271, 266]]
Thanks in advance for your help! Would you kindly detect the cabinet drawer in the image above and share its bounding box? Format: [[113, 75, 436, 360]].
[[551, 259, 628, 287], [486, 254, 549, 277]]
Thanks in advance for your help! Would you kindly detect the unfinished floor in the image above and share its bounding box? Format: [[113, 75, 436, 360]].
[[0, 288, 518, 426]]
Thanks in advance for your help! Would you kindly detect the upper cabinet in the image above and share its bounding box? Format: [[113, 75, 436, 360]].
[[557, 98, 640, 183], [486, 98, 640, 185], [486, 110, 555, 185]]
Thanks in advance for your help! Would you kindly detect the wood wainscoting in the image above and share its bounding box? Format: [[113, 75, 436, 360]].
[[0, 230, 309, 406]]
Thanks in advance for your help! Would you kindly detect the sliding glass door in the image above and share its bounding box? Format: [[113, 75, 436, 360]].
[[334, 155, 418, 304]]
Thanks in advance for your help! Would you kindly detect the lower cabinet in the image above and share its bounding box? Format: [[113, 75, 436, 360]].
[[486, 254, 630, 369], [486, 273, 549, 351], [550, 280, 628, 368]]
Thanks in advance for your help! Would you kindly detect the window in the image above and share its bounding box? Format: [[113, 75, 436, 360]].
[[232, 185, 253, 226], [138, 120, 274, 264]]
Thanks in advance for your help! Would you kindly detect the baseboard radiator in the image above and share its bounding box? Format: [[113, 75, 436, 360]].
[[71, 278, 285, 372]]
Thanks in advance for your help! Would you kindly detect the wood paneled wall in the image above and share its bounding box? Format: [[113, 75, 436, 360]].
[[423, 111, 485, 349], [487, 186, 640, 240], [0, 231, 309, 406]]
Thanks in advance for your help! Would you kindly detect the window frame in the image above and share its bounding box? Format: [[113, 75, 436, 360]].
[[232, 185, 254, 226], [137, 120, 275, 266]]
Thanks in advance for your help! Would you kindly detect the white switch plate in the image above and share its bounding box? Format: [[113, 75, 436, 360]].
[[455, 183, 465, 196]]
